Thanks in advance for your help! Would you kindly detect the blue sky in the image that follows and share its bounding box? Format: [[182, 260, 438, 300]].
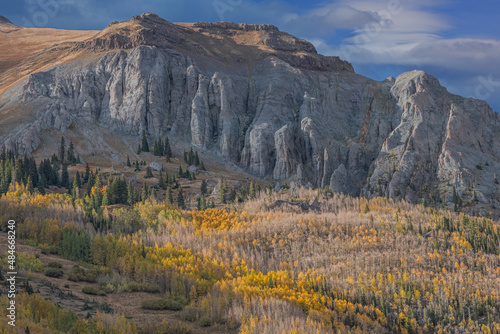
[[3, 0, 500, 111]]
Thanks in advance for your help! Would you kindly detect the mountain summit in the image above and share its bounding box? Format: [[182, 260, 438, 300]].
[[0, 16, 14, 26], [0, 13, 498, 215]]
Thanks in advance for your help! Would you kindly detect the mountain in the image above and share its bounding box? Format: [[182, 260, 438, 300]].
[[0, 13, 499, 214]]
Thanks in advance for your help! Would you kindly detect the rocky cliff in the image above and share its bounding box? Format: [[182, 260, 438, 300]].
[[1, 13, 499, 213]]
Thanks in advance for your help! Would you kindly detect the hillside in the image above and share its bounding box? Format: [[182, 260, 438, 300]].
[[0, 13, 499, 212], [0, 185, 499, 333]]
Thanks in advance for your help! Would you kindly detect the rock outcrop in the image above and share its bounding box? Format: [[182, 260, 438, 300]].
[[1, 13, 499, 213]]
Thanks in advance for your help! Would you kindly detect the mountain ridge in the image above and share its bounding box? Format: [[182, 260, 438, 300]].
[[0, 13, 499, 215]]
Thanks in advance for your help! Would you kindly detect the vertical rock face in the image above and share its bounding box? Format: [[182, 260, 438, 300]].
[[1, 15, 499, 212]]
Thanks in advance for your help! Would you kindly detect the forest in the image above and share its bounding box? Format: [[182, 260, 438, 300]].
[[0, 145, 499, 333]]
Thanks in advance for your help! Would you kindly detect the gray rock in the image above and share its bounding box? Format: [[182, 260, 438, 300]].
[[188, 165, 199, 174], [149, 161, 163, 171], [1, 16, 499, 212]]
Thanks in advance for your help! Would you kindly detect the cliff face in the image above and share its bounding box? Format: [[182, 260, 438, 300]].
[[1, 13, 499, 212]]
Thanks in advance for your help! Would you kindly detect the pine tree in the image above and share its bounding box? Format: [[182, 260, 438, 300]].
[[26, 175, 34, 193], [102, 187, 109, 206], [228, 188, 237, 203], [199, 195, 207, 210], [60, 164, 69, 188], [127, 156, 131, 167], [219, 178, 226, 204], [158, 171, 166, 189], [158, 138, 164, 156], [59, 136, 65, 162], [67, 141, 75, 164], [177, 186, 185, 209], [84, 163, 90, 182], [165, 186, 173, 204], [165, 136, 172, 162], [145, 166, 153, 179], [137, 143, 142, 154], [38, 177, 46, 195], [127, 182, 135, 206], [188, 148, 194, 165], [14, 158, 23, 184], [179, 166, 183, 178], [200, 179, 207, 195], [200, 161, 206, 171], [87, 173, 94, 195], [28, 157, 38, 187], [210, 198, 215, 208], [141, 130, 149, 152], [249, 181, 257, 199], [93, 175, 103, 208], [141, 182, 148, 203], [72, 174, 80, 198], [194, 151, 200, 166]]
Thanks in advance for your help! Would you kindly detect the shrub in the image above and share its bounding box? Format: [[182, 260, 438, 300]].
[[99, 283, 116, 294], [141, 296, 187, 311], [180, 306, 202, 322], [82, 286, 106, 296], [40, 244, 59, 255], [45, 269, 64, 278], [47, 261, 62, 268], [17, 253, 45, 272], [140, 320, 192, 334], [67, 266, 98, 283], [198, 315, 212, 327], [124, 281, 161, 293]]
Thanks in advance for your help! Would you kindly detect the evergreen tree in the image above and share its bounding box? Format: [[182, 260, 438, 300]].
[[93, 174, 103, 208], [165, 186, 173, 204], [144, 166, 153, 178], [102, 187, 110, 206], [127, 182, 134, 205], [200, 161, 206, 171], [60, 164, 69, 188], [210, 198, 215, 208], [158, 138, 164, 156], [249, 181, 256, 199], [38, 177, 46, 195], [228, 188, 237, 203], [141, 130, 150, 152], [59, 136, 65, 162], [200, 179, 207, 195], [127, 156, 131, 167], [164, 136, 172, 162], [141, 182, 148, 203], [153, 139, 159, 156], [14, 158, 23, 184], [28, 157, 38, 187], [188, 148, 194, 165], [84, 163, 90, 182], [137, 143, 142, 154], [87, 173, 94, 195], [198, 195, 207, 210], [67, 141, 76, 164], [177, 186, 185, 209], [219, 178, 226, 204], [72, 174, 80, 198], [26, 176, 34, 193], [194, 151, 200, 166], [158, 171, 166, 189], [178, 166, 183, 178], [75, 171, 81, 187]]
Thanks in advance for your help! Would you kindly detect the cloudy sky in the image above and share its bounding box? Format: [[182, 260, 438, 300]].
[[4, 0, 500, 111]]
